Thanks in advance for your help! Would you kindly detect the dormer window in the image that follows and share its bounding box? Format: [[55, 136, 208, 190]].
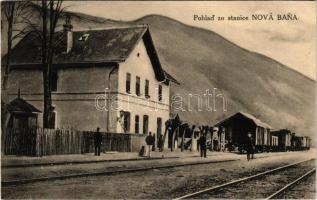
[[78, 33, 90, 41]]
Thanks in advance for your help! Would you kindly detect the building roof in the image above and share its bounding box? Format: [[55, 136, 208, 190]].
[[4, 25, 178, 84], [7, 97, 41, 113], [163, 70, 180, 85], [214, 111, 272, 129], [271, 129, 291, 134]]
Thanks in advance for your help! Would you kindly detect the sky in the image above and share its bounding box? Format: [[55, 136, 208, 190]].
[[65, 1, 316, 80]]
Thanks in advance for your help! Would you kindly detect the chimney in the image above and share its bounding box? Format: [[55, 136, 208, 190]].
[[63, 15, 73, 53]]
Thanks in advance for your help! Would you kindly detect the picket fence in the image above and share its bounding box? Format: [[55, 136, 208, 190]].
[[3, 128, 146, 156]]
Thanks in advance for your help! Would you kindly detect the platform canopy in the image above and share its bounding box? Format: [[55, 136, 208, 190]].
[[214, 111, 272, 129]]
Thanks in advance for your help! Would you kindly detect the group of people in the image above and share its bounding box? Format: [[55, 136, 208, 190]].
[[198, 132, 255, 160], [94, 127, 256, 161], [93, 128, 165, 158], [144, 132, 208, 158]]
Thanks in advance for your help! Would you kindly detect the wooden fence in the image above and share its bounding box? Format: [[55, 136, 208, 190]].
[[3, 128, 37, 156], [3, 128, 147, 156], [36, 128, 83, 156]]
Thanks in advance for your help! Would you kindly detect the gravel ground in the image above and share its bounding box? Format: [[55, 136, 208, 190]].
[[193, 160, 315, 199], [1, 151, 315, 199], [1, 151, 290, 182], [279, 171, 316, 199]]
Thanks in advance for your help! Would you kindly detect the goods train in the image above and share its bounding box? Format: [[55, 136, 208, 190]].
[[172, 112, 311, 153], [211, 128, 311, 153], [212, 112, 311, 153]]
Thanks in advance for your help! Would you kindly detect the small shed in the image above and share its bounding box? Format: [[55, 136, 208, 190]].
[[2, 97, 41, 155], [5, 97, 41, 130], [214, 112, 272, 152]]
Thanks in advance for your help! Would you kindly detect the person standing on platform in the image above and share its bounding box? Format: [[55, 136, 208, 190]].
[[246, 132, 255, 161], [94, 127, 102, 156], [145, 132, 154, 158], [199, 133, 207, 158]]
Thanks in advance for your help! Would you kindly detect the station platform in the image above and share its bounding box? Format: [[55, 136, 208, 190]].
[[1, 149, 232, 168], [2, 149, 311, 168]]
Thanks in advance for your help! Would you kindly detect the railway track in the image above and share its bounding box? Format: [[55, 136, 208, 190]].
[[173, 158, 315, 199], [2, 152, 293, 186], [265, 168, 315, 199], [2, 158, 238, 186]]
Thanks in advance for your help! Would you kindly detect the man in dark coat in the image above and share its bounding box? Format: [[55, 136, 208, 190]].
[[94, 127, 102, 156], [145, 132, 154, 158], [199, 134, 207, 158], [245, 132, 255, 161]]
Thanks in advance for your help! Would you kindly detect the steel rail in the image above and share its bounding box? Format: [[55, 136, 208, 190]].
[[2, 159, 238, 186], [265, 167, 316, 199], [173, 158, 315, 200]]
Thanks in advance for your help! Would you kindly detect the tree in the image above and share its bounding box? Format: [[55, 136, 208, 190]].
[[1, 1, 65, 128], [1, 1, 31, 89], [21, 0, 65, 128], [42, 0, 64, 128]]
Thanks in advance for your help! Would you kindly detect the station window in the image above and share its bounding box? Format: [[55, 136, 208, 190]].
[[136, 76, 140, 96], [126, 73, 131, 94], [49, 106, 56, 129], [143, 115, 149, 134], [123, 112, 130, 133], [51, 69, 58, 92], [157, 118, 162, 136], [135, 115, 139, 134], [145, 79, 150, 98], [158, 85, 162, 101]]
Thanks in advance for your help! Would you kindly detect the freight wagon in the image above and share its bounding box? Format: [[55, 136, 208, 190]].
[[292, 135, 311, 151], [270, 129, 292, 152]]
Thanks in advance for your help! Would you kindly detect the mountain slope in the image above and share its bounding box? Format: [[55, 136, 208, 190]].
[[132, 15, 315, 138]]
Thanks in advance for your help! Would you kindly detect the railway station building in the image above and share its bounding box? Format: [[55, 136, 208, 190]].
[[2, 22, 178, 137]]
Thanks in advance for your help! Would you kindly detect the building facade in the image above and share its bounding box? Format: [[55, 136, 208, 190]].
[[3, 24, 177, 138]]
